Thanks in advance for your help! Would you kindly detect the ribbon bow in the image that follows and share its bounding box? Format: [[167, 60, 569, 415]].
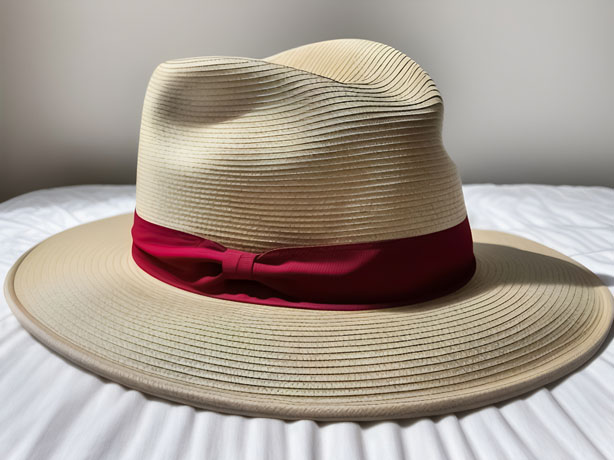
[[131, 212, 475, 311]]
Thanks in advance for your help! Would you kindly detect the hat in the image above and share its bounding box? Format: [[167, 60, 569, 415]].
[[5, 39, 612, 421]]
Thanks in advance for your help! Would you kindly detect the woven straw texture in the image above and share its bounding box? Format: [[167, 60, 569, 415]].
[[5, 216, 613, 420], [4, 39, 613, 421], [135, 39, 466, 252]]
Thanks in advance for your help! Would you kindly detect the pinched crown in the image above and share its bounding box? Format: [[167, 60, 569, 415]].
[[135, 39, 466, 252]]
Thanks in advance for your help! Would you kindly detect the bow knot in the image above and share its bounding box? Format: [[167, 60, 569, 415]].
[[221, 249, 257, 280]]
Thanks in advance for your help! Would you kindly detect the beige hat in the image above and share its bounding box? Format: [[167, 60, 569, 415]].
[[5, 39, 613, 421]]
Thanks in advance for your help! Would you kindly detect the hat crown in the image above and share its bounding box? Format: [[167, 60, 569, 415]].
[[135, 39, 466, 252]]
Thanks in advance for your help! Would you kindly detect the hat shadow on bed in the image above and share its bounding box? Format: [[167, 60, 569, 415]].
[[371, 241, 607, 315]]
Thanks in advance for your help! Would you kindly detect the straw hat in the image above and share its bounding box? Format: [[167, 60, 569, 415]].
[[5, 39, 613, 421]]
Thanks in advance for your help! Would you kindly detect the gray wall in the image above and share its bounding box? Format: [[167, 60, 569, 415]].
[[1, 0, 613, 202]]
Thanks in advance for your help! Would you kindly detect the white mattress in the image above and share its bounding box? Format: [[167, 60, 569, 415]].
[[1, 184, 613, 460]]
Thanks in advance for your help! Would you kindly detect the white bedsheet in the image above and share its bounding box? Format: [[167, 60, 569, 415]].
[[0, 184, 613, 460]]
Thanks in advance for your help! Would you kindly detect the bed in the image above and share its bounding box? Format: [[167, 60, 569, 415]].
[[1, 184, 612, 460]]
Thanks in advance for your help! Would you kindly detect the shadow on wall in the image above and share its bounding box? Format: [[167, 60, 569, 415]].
[[1, 0, 613, 202], [1, 147, 138, 202]]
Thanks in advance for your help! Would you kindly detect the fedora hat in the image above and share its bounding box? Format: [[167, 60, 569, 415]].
[[5, 39, 613, 421]]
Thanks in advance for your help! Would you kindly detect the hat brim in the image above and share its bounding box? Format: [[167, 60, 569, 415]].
[[5, 213, 613, 421]]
